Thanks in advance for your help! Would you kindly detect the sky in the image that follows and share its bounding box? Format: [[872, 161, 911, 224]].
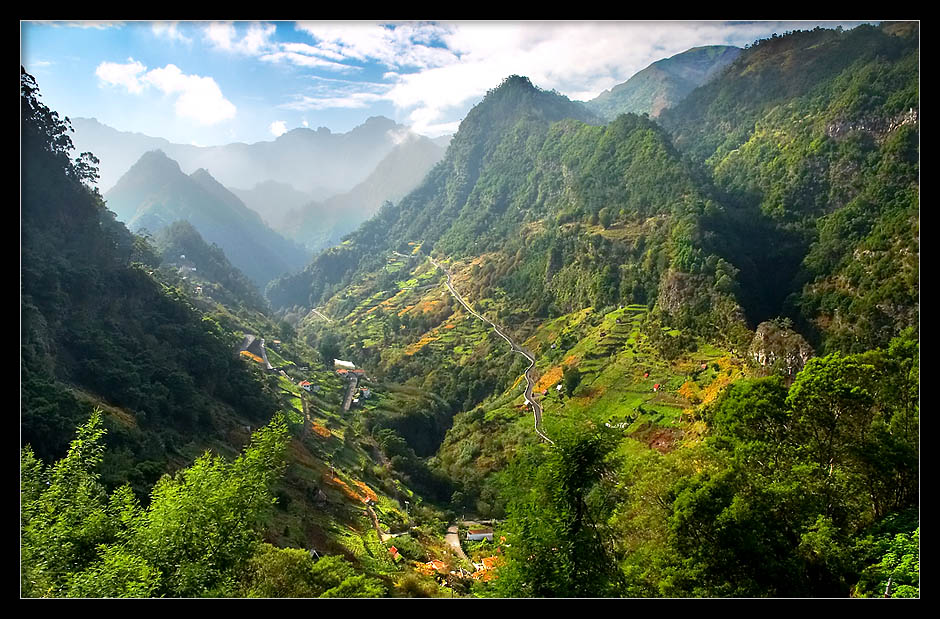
[[21, 20, 873, 147]]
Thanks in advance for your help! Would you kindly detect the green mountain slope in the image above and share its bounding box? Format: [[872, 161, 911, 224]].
[[268, 75, 743, 346], [151, 220, 270, 313], [585, 45, 741, 119], [22, 70, 476, 598], [103, 150, 310, 288], [659, 22, 919, 353]]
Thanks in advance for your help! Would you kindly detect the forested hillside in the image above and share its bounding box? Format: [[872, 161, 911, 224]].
[[271, 24, 917, 599], [22, 21, 918, 599], [659, 22, 919, 353], [21, 69, 478, 598]]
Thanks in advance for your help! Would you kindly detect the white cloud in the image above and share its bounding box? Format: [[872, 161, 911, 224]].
[[291, 21, 459, 71], [269, 120, 288, 136], [39, 20, 123, 29], [259, 50, 355, 71], [145, 64, 237, 125], [152, 22, 191, 44], [95, 59, 236, 125], [341, 20, 867, 137], [95, 58, 148, 94], [204, 21, 236, 50], [280, 91, 384, 112], [204, 21, 276, 55]]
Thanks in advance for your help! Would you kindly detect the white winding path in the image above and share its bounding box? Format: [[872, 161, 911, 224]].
[[427, 256, 553, 445]]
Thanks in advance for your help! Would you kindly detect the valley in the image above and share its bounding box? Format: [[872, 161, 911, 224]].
[[21, 21, 919, 599]]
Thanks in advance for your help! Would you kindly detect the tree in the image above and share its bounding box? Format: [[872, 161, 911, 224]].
[[21, 411, 291, 598], [21, 67, 99, 188], [562, 365, 581, 397], [495, 426, 626, 597], [317, 332, 342, 368]]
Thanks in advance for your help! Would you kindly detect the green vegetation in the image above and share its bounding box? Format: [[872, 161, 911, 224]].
[[21, 22, 919, 598]]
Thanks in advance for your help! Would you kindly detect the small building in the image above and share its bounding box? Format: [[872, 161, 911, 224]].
[[467, 529, 494, 542], [299, 380, 312, 392], [361, 387, 372, 399]]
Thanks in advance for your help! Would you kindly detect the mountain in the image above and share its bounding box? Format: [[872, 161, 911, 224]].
[[585, 45, 742, 120], [266, 74, 734, 334], [658, 22, 919, 353], [151, 220, 270, 313], [21, 22, 919, 598], [71, 115, 426, 198], [276, 29, 917, 599], [22, 70, 462, 598], [103, 150, 309, 288], [21, 74, 281, 477], [281, 134, 447, 252]]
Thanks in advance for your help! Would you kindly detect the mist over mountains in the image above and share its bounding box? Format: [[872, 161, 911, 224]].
[[103, 150, 309, 288], [71, 115, 436, 199]]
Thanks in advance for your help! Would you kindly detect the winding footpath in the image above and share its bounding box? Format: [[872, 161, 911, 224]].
[[427, 256, 553, 445]]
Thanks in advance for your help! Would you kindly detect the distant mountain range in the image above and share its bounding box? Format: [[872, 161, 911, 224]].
[[584, 45, 742, 119], [280, 133, 447, 252], [71, 115, 437, 199], [103, 150, 309, 288]]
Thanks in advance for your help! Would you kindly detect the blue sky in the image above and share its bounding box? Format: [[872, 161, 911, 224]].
[[21, 20, 873, 146]]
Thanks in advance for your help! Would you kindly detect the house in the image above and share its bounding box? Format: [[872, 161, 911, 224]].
[[298, 380, 312, 392], [467, 529, 494, 542], [361, 387, 372, 399]]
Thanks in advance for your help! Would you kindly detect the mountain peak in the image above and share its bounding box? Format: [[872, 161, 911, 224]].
[[133, 149, 182, 174]]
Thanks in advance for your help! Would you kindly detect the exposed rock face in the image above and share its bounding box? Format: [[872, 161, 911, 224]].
[[656, 269, 710, 316], [826, 108, 918, 141], [748, 320, 814, 377]]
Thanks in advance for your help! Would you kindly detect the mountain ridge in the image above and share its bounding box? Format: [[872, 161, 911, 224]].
[[104, 149, 309, 288]]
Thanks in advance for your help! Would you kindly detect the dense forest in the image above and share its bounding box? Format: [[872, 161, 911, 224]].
[[22, 21, 918, 599]]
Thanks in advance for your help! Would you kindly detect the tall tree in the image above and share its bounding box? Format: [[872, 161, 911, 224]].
[[495, 426, 626, 597]]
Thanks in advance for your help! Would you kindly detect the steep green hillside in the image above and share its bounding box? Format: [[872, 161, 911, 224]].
[[269, 76, 746, 352], [659, 23, 919, 353], [21, 70, 476, 598], [151, 220, 269, 313]]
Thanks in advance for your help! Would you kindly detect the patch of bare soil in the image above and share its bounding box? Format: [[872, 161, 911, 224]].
[[630, 423, 684, 454]]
